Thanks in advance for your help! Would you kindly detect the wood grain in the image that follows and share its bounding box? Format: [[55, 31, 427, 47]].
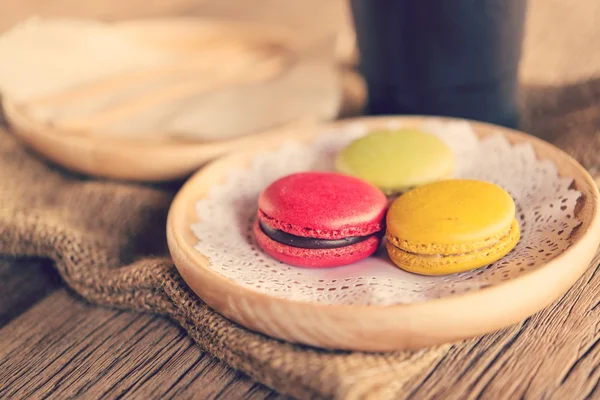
[[403, 248, 600, 400], [0, 290, 284, 400], [2, 255, 600, 398]]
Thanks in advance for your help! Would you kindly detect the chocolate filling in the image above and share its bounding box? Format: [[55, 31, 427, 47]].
[[259, 221, 377, 249]]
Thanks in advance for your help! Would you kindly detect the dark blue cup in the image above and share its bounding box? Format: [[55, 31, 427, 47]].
[[350, 0, 527, 128]]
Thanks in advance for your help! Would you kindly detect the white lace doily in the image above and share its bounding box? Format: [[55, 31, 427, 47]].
[[191, 120, 582, 305]]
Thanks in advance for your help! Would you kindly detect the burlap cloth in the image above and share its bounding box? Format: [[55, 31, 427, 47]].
[[1, 15, 600, 400]]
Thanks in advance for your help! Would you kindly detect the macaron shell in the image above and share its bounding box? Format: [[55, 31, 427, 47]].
[[386, 219, 521, 275], [386, 228, 507, 256], [386, 179, 516, 248], [258, 171, 387, 240], [253, 220, 381, 268], [335, 129, 455, 193]]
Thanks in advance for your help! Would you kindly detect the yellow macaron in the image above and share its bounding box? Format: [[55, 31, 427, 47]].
[[385, 179, 520, 275]]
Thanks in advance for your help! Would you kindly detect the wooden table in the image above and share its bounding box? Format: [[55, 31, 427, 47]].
[[0, 258, 285, 399], [1, 1, 599, 399]]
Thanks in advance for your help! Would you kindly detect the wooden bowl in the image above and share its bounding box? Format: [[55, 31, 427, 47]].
[[2, 18, 342, 182], [3, 99, 312, 181], [167, 116, 600, 352]]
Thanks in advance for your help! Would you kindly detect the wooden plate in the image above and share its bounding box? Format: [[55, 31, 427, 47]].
[[167, 116, 600, 352], [2, 18, 342, 182]]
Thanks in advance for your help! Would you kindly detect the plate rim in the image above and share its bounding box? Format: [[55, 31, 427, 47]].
[[167, 115, 600, 351], [3, 98, 316, 181]]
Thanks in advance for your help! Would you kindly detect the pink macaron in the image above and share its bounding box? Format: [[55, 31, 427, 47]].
[[254, 171, 388, 268]]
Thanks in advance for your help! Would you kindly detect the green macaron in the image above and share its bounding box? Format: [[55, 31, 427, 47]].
[[335, 128, 455, 195]]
